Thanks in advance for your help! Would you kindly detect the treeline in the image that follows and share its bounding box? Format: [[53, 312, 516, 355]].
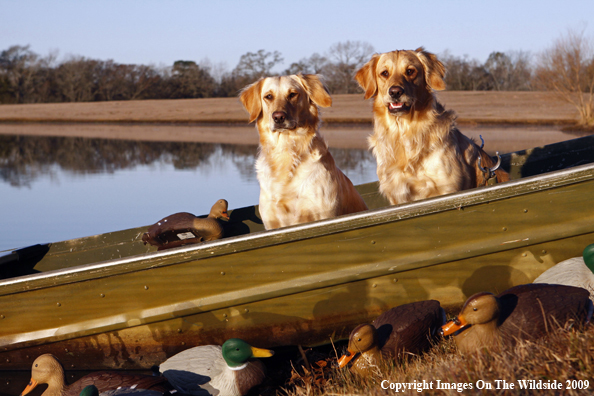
[[0, 39, 574, 104]]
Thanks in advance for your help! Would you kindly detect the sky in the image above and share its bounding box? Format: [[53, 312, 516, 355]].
[[1, 0, 593, 74]]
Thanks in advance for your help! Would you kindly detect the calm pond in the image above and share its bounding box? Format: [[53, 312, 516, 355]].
[[0, 124, 580, 252]]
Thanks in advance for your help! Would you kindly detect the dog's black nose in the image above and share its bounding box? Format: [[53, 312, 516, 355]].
[[272, 111, 287, 124], [389, 86, 404, 99]]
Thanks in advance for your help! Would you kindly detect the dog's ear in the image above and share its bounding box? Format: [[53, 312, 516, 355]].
[[415, 47, 446, 91], [239, 79, 264, 123], [296, 74, 332, 108], [355, 54, 380, 99]]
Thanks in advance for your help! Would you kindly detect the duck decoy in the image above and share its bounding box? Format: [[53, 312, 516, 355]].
[[337, 300, 445, 375], [80, 384, 165, 396], [159, 338, 274, 396], [441, 283, 593, 354], [20, 354, 172, 396], [79, 385, 163, 396], [142, 199, 229, 250], [533, 243, 594, 301]]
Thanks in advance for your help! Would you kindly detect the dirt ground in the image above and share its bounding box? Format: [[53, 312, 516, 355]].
[[0, 91, 583, 150]]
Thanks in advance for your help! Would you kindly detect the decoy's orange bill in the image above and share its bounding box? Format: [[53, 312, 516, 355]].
[[251, 346, 274, 358], [337, 350, 356, 368], [20, 379, 38, 396], [441, 315, 468, 336]]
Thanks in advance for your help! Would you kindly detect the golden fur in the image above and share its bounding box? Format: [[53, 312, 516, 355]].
[[239, 74, 368, 230], [355, 48, 509, 205]]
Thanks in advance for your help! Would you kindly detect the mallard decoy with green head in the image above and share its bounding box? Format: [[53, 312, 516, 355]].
[[533, 243, 594, 301], [159, 338, 274, 396]]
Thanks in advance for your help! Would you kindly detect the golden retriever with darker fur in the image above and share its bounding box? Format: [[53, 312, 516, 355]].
[[355, 48, 509, 205], [239, 74, 368, 230]]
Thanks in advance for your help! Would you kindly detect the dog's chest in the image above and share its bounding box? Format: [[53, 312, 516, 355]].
[[256, 153, 328, 196], [375, 140, 464, 204]]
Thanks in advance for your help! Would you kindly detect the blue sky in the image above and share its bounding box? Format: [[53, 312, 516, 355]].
[[2, 0, 593, 73]]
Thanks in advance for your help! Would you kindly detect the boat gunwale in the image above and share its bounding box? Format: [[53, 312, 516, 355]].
[[1, 161, 593, 296]]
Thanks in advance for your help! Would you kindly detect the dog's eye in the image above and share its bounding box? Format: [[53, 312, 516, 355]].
[[264, 94, 273, 100], [380, 70, 389, 78], [406, 68, 416, 77], [288, 92, 298, 100]]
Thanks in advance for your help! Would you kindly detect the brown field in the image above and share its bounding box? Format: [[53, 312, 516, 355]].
[[0, 91, 580, 125]]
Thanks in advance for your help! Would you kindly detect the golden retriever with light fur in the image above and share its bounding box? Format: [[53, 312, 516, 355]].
[[239, 74, 368, 230], [355, 48, 509, 205]]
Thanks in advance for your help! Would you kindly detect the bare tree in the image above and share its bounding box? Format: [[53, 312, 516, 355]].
[[55, 56, 100, 102], [440, 51, 493, 91], [169, 60, 216, 98], [324, 40, 374, 93], [233, 49, 284, 80], [0, 45, 39, 103], [535, 29, 594, 125], [199, 58, 228, 84], [284, 53, 328, 75], [484, 50, 532, 91]]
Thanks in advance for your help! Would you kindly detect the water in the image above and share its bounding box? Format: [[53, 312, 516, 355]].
[[1, 123, 582, 252], [0, 133, 378, 251]]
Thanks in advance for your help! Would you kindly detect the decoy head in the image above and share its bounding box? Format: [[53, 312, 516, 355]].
[[21, 354, 65, 396], [80, 385, 99, 396], [210, 199, 230, 220], [337, 323, 377, 368], [442, 292, 500, 336], [221, 338, 274, 368], [583, 243, 594, 273]]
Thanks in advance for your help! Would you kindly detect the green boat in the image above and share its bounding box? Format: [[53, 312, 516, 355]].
[[0, 134, 593, 372]]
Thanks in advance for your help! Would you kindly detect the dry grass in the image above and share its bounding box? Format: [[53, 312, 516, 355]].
[[0, 92, 581, 125], [278, 325, 594, 396]]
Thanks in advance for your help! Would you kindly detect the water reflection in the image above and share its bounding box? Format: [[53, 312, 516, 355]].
[[0, 134, 377, 251], [0, 135, 375, 187]]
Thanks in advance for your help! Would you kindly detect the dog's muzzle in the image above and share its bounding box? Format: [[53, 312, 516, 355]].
[[387, 86, 410, 114], [271, 111, 296, 131]]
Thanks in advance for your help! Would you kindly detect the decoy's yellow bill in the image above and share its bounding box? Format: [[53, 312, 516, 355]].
[[20, 379, 38, 396], [441, 315, 468, 336], [337, 350, 356, 368], [251, 346, 274, 358]]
